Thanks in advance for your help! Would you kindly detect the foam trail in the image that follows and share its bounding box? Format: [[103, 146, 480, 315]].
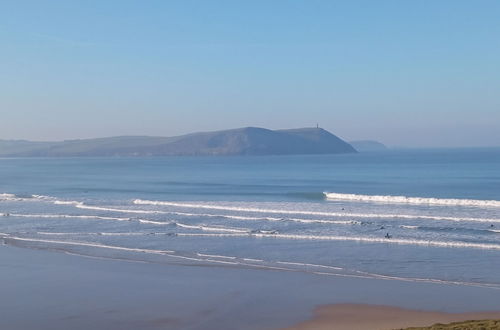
[[277, 261, 343, 270], [197, 253, 237, 259], [52, 202, 363, 224], [0, 193, 55, 202], [34, 196, 497, 223], [2, 233, 499, 289], [2, 235, 243, 267], [175, 222, 249, 233], [3, 212, 250, 232], [35, 232, 153, 236], [141, 210, 360, 225], [316, 268, 500, 289], [137, 219, 170, 225], [243, 258, 264, 262], [54, 200, 168, 214], [133, 199, 500, 223], [2, 235, 174, 254], [177, 233, 249, 238], [176, 232, 500, 251], [400, 225, 419, 229], [5, 213, 132, 221], [253, 233, 500, 250], [193, 211, 499, 224], [324, 192, 500, 207], [3, 213, 173, 226]]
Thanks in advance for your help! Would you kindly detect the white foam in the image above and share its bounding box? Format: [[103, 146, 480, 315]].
[[277, 261, 343, 270], [164, 253, 239, 265], [133, 199, 500, 223], [0, 193, 55, 202], [203, 258, 238, 265], [6, 213, 132, 221], [400, 225, 419, 229], [242, 258, 264, 262], [314, 268, 500, 289], [4, 236, 175, 254], [36, 232, 150, 236], [0, 193, 18, 200], [137, 219, 170, 225], [2, 211, 284, 233], [32, 196, 495, 224], [31, 194, 55, 200], [196, 253, 237, 259], [254, 233, 500, 250], [54, 200, 167, 214], [53, 200, 81, 206], [4, 233, 500, 289], [175, 232, 500, 250], [324, 192, 500, 208], [176, 233, 248, 238], [4, 212, 176, 226], [158, 211, 360, 225], [175, 222, 249, 233]]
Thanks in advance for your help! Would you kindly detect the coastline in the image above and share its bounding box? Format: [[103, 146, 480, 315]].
[[285, 304, 500, 330], [2, 243, 500, 330]]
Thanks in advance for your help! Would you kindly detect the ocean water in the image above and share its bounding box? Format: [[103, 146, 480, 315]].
[[1, 148, 500, 288]]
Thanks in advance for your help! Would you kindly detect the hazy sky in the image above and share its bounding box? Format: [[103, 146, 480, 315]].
[[1, 1, 499, 147]]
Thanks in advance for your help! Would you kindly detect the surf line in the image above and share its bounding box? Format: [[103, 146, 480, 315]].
[[133, 199, 500, 223], [324, 192, 500, 208], [2, 233, 499, 290]]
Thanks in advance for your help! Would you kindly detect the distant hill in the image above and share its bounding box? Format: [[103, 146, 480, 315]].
[[349, 140, 388, 152], [0, 127, 357, 157]]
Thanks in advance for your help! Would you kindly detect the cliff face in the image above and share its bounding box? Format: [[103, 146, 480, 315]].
[[0, 127, 357, 156]]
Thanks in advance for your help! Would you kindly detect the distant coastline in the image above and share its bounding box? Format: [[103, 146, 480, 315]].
[[0, 127, 357, 157]]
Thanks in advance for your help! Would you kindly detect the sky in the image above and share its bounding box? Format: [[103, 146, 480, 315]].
[[1, 0, 499, 147]]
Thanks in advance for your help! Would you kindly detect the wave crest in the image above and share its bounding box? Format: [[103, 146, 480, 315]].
[[324, 192, 500, 207]]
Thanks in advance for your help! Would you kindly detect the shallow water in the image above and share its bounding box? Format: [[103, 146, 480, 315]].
[[1, 149, 500, 288]]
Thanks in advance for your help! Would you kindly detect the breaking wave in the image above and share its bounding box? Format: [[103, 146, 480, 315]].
[[133, 199, 500, 223], [4, 193, 500, 224], [178, 232, 500, 251], [324, 192, 500, 208]]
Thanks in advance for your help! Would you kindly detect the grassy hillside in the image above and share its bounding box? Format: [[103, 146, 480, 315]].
[[401, 319, 500, 330]]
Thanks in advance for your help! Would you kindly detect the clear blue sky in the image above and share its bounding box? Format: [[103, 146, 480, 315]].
[[1, 0, 499, 147]]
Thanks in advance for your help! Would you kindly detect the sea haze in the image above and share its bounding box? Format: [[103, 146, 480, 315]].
[[1, 148, 500, 289]]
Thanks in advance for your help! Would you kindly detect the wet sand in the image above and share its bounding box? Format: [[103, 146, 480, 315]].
[[285, 304, 500, 330], [2, 244, 500, 330]]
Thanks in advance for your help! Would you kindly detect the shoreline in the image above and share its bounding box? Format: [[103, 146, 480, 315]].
[[2, 244, 500, 330], [285, 304, 500, 330]]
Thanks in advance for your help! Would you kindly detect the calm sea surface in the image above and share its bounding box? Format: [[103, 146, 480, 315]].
[[1, 148, 500, 288]]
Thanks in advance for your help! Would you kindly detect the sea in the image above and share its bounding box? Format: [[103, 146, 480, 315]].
[[1, 148, 500, 289]]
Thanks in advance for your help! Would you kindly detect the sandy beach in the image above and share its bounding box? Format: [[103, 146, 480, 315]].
[[2, 244, 500, 330], [285, 304, 500, 330]]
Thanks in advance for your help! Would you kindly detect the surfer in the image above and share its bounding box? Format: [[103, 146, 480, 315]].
[[385, 233, 392, 239]]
